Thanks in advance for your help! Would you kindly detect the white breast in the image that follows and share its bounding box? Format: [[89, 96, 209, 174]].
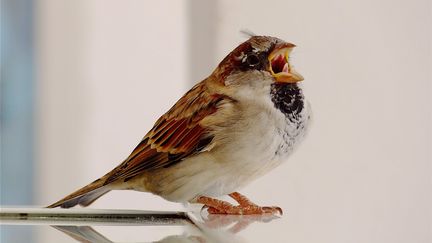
[[198, 89, 311, 197]]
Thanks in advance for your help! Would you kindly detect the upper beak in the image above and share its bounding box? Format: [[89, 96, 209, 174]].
[[268, 44, 304, 83]]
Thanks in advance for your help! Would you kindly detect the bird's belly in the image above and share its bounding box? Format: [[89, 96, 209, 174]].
[[200, 122, 301, 197], [137, 132, 284, 201], [136, 104, 310, 202], [198, 112, 307, 198]]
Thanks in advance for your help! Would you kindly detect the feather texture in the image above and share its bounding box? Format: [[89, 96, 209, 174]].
[[104, 81, 227, 184]]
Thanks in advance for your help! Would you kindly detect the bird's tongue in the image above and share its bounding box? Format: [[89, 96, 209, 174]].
[[282, 63, 289, 73], [271, 54, 288, 74]]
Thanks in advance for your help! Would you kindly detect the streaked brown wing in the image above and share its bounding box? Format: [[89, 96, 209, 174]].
[[104, 82, 226, 184]]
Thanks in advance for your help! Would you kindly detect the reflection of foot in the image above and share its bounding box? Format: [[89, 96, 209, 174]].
[[196, 192, 282, 215], [201, 213, 280, 234]]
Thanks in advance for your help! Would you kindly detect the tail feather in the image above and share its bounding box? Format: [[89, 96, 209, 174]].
[[47, 178, 111, 208], [78, 189, 110, 207]]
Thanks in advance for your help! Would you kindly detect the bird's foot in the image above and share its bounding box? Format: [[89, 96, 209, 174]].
[[196, 192, 282, 215]]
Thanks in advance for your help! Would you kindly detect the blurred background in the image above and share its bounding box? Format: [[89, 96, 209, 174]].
[[1, 0, 431, 242]]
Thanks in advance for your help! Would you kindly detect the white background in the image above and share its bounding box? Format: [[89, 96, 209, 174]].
[[35, 0, 431, 242]]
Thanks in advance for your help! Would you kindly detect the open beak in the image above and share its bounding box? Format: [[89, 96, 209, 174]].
[[268, 45, 304, 83]]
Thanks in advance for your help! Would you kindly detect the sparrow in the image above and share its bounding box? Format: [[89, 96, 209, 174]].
[[48, 36, 311, 215]]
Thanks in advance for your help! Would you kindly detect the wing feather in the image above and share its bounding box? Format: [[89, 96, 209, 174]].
[[104, 82, 228, 184]]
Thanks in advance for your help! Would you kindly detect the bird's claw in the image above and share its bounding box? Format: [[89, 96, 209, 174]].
[[261, 206, 283, 216]]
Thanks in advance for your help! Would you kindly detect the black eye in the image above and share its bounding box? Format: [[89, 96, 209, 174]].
[[246, 53, 260, 66]]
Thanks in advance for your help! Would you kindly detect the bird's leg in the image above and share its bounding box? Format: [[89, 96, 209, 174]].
[[229, 192, 258, 207], [195, 196, 237, 214], [196, 192, 282, 215], [228, 192, 283, 215]]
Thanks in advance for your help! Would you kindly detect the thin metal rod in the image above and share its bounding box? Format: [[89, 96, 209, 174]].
[[0, 208, 193, 226]]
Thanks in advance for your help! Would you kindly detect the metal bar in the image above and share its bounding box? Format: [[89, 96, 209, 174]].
[[0, 208, 193, 226]]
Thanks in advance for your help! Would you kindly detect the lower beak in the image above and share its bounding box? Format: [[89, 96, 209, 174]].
[[273, 67, 304, 83], [268, 47, 304, 83]]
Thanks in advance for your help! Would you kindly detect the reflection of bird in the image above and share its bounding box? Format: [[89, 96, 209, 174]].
[[48, 36, 311, 215], [53, 226, 113, 243], [53, 213, 274, 243]]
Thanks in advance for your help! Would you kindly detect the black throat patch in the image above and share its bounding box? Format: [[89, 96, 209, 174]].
[[270, 83, 304, 121]]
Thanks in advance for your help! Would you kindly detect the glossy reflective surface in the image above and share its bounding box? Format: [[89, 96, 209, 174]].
[[1, 207, 281, 243]]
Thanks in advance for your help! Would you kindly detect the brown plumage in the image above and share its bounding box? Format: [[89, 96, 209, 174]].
[[48, 36, 311, 215], [48, 82, 225, 208]]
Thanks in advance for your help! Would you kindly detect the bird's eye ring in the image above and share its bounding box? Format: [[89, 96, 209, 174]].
[[246, 54, 260, 66]]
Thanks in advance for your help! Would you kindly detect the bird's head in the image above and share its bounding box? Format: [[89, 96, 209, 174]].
[[212, 36, 303, 89]]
